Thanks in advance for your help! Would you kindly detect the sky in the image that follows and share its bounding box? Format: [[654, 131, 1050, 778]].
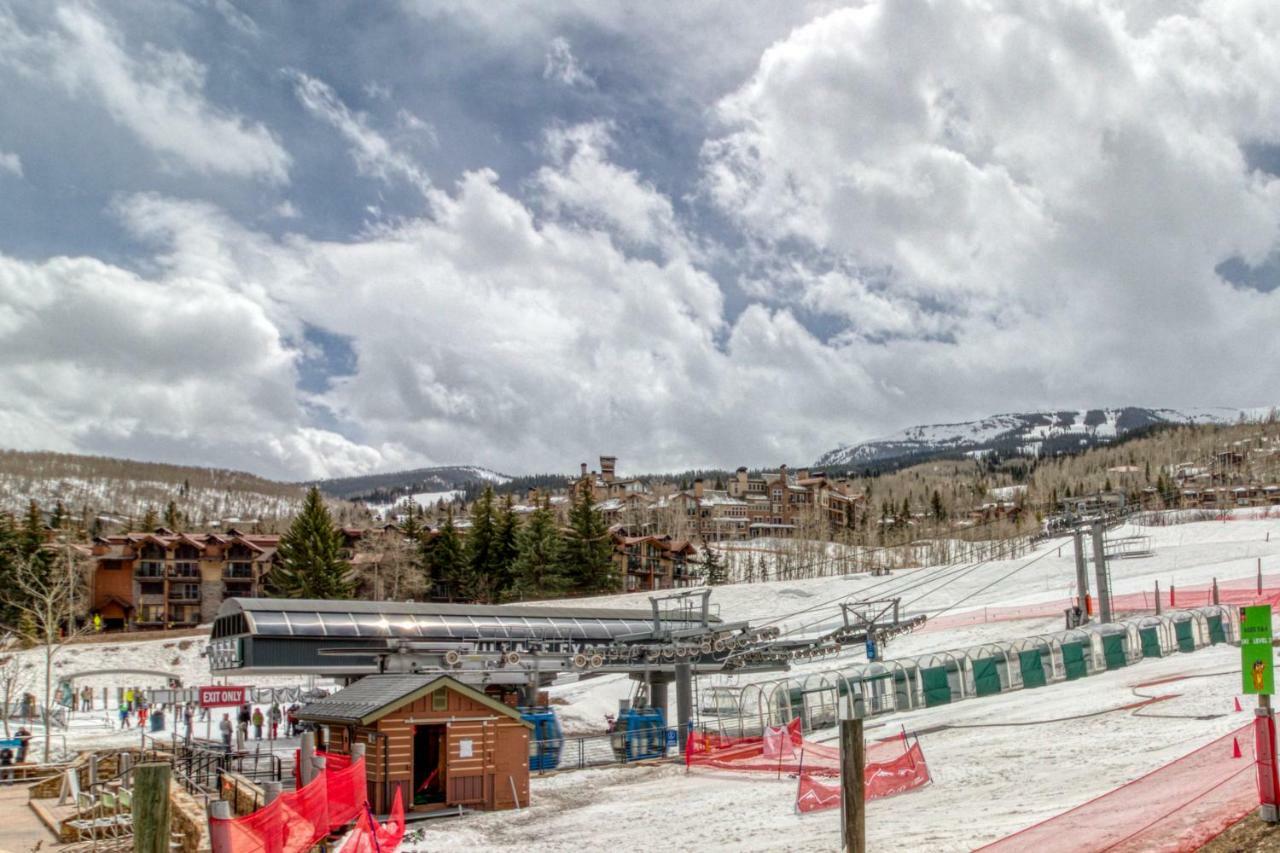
[[1, 0, 1279, 481]]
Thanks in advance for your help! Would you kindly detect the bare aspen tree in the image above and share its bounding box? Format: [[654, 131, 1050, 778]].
[[0, 552, 92, 763]]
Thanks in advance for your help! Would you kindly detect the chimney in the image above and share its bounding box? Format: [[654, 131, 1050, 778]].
[[600, 455, 617, 483], [694, 478, 704, 499], [779, 463, 788, 482], [798, 468, 809, 481], [737, 467, 748, 493], [580, 462, 588, 478]]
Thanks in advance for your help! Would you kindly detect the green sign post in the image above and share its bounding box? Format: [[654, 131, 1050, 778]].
[[1242, 605, 1275, 695]]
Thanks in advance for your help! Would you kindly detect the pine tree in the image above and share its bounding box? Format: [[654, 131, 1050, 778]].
[[511, 496, 564, 599], [703, 547, 727, 586], [49, 501, 66, 530], [930, 489, 946, 523], [465, 487, 498, 602], [268, 487, 354, 599], [493, 494, 519, 600], [164, 500, 183, 532], [559, 482, 617, 593], [425, 509, 467, 601], [141, 506, 159, 532], [0, 513, 20, 628]]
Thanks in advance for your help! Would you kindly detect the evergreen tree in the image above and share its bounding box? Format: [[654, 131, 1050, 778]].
[[425, 509, 468, 601], [141, 506, 159, 532], [399, 510, 423, 544], [703, 547, 727, 586], [49, 501, 66, 530], [493, 495, 519, 599], [930, 489, 946, 523], [268, 487, 354, 599], [465, 487, 498, 602], [559, 482, 617, 593], [0, 512, 20, 627], [511, 496, 564, 599], [164, 500, 183, 532]]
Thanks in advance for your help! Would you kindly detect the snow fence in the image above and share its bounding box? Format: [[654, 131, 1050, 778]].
[[210, 755, 369, 853], [686, 717, 930, 813], [921, 571, 1280, 634], [978, 720, 1262, 852]]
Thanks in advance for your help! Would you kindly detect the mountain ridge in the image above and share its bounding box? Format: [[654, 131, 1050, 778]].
[[814, 406, 1275, 470]]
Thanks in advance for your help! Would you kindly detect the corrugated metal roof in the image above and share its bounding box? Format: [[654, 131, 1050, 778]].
[[294, 674, 528, 726], [225, 597, 705, 622]]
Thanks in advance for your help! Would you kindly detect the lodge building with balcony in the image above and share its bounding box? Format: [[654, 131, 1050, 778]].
[[89, 528, 279, 629]]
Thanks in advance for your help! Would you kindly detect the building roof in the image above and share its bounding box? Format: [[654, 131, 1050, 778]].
[[294, 674, 531, 727]]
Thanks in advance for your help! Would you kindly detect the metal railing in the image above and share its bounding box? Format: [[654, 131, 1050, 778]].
[[530, 726, 682, 773]]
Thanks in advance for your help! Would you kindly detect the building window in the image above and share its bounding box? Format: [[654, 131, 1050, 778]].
[[432, 692, 448, 712]]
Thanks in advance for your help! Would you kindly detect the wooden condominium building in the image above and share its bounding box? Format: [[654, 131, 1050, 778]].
[[89, 528, 279, 629], [611, 533, 699, 592]]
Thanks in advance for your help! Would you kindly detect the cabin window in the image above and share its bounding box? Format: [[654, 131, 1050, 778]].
[[432, 691, 448, 711]]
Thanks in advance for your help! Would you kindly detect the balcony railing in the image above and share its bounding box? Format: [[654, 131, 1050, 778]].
[[136, 562, 165, 578], [168, 586, 200, 602], [224, 564, 254, 580], [169, 562, 200, 579]]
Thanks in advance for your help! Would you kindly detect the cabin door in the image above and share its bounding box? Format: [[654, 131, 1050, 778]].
[[413, 724, 447, 806]]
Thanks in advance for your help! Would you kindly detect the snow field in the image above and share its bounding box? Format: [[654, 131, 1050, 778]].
[[425, 518, 1280, 850]]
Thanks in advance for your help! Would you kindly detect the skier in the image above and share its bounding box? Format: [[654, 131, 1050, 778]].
[[252, 707, 264, 740], [269, 703, 281, 739]]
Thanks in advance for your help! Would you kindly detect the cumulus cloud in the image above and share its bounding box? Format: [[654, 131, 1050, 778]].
[[543, 36, 593, 88], [0, 4, 289, 182], [702, 0, 1280, 418], [3, 1, 1280, 479], [0, 150, 21, 177], [288, 69, 432, 196], [535, 122, 685, 254]]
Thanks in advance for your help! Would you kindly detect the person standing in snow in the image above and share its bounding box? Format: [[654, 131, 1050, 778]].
[[252, 707, 264, 740], [14, 728, 31, 764], [119, 702, 130, 728], [269, 703, 281, 739], [220, 714, 233, 751]]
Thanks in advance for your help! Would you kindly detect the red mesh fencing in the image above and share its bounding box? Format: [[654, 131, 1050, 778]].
[[688, 718, 931, 811], [339, 789, 407, 853], [920, 572, 1280, 633], [291, 748, 351, 788], [792, 737, 930, 812], [977, 722, 1259, 852], [212, 757, 368, 853]]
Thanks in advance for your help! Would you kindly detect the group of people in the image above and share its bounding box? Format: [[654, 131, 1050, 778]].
[[116, 687, 152, 729], [217, 702, 294, 750]]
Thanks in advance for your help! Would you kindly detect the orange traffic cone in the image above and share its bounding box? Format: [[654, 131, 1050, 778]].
[[1233, 737, 1243, 759], [1235, 697, 1244, 712]]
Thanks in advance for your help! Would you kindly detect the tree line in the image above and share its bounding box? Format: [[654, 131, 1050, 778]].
[[268, 482, 621, 603]]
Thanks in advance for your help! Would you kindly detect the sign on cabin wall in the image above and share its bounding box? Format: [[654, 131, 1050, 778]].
[[199, 685, 248, 707]]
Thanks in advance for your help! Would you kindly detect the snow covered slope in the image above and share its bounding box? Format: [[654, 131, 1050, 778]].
[[814, 406, 1270, 469], [311, 465, 512, 503], [416, 515, 1280, 851]]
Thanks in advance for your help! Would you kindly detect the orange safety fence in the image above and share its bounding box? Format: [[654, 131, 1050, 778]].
[[920, 572, 1280, 633], [977, 721, 1260, 852], [291, 748, 351, 788], [793, 738, 930, 813], [687, 717, 930, 811], [339, 789, 407, 853], [211, 756, 368, 853]]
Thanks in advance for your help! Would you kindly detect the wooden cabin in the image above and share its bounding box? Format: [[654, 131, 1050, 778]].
[[294, 674, 531, 814]]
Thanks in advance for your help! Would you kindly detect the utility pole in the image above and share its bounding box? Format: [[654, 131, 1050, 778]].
[[1072, 528, 1090, 621], [1091, 521, 1112, 623], [840, 718, 865, 853], [675, 662, 693, 751]]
